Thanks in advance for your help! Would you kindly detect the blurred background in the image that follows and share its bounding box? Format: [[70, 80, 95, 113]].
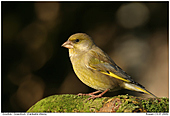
[[2, 2, 168, 112]]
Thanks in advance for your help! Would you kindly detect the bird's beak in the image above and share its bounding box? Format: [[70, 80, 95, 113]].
[[61, 40, 74, 49]]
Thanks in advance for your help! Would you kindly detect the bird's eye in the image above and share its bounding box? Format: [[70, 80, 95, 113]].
[[75, 39, 79, 42]]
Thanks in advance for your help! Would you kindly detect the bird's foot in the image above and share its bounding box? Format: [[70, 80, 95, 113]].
[[86, 94, 103, 100], [77, 89, 109, 100], [77, 90, 101, 96]]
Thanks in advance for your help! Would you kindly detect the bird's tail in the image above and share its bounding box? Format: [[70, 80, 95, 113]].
[[124, 83, 157, 98]]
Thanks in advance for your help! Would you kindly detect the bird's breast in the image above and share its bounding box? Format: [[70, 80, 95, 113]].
[[70, 55, 122, 91]]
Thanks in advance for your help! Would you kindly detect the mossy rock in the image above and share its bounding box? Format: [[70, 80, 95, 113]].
[[27, 94, 169, 112]]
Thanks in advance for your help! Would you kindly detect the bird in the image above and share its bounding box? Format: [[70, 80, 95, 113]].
[[62, 33, 157, 100]]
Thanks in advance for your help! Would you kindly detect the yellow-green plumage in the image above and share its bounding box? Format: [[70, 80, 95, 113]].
[[62, 33, 156, 99]]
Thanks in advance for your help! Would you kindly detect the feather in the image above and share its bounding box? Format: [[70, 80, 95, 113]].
[[87, 47, 135, 84]]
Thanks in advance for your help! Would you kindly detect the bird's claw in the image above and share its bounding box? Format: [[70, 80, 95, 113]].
[[87, 95, 101, 100]]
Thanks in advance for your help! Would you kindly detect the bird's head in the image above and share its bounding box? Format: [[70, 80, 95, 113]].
[[62, 33, 94, 52]]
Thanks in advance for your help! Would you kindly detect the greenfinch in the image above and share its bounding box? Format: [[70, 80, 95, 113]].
[[62, 33, 156, 100]]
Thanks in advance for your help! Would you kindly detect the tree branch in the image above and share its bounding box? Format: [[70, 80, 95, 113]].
[[27, 94, 169, 112]]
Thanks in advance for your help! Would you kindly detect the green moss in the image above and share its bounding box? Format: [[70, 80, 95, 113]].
[[104, 95, 169, 112], [140, 97, 169, 112], [115, 95, 140, 112], [27, 94, 107, 112], [27, 94, 169, 113]]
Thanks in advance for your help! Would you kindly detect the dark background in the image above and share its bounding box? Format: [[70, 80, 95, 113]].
[[2, 2, 168, 112]]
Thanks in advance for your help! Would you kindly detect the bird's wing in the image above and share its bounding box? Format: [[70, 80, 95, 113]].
[[85, 47, 157, 97], [86, 47, 143, 87]]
